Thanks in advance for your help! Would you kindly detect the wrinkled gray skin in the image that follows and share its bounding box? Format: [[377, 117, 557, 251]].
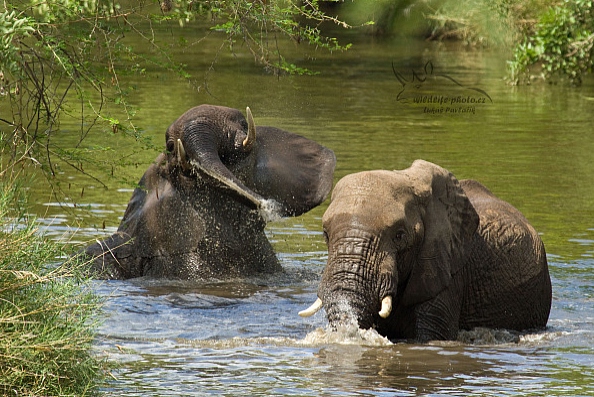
[[304, 160, 551, 342], [85, 105, 336, 279]]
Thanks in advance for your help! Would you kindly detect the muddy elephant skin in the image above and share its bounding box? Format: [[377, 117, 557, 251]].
[[300, 160, 551, 342], [85, 105, 336, 280]]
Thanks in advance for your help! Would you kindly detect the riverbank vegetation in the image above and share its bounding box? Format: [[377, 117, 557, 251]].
[[0, 178, 107, 395], [508, 0, 594, 84], [335, 0, 592, 84]]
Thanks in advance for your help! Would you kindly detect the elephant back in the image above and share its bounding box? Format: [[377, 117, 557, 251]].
[[459, 179, 552, 331]]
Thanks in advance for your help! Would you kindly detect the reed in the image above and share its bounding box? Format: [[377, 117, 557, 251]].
[[0, 179, 107, 396]]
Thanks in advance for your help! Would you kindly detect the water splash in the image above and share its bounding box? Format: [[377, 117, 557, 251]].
[[519, 330, 568, 345], [259, 198, 283, 222], [301, 300, 392, 346], [456, 327, 520, 345], [301, 325, 393, 347]]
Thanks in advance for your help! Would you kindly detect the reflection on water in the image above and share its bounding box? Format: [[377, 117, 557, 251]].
[[18, 26, 594, 396]]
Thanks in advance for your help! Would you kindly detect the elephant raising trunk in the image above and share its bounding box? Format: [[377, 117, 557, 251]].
[[86, 105, 336, 280], [300, 160, 552, 342]]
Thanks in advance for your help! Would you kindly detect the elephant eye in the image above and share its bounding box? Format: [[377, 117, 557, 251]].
[[393, 229, 407, 245]]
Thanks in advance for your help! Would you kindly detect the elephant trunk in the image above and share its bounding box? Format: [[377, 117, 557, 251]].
[[319, 281, 395, 331], [315, 234, 397, 331], [322, 287, 377, 330], [183, 123, 238, 180], [178, 120, 265, 211]]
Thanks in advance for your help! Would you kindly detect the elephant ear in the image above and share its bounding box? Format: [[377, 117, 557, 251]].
[[401, 160, 479, 306], [250, 127, 336, 217]]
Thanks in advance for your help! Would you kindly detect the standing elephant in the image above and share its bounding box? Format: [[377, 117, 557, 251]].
[[85, 105, 336, 279], [300, 160, 551, 342]]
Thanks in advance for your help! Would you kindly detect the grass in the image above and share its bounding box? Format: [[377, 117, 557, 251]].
[[0, 178, 108, 396]]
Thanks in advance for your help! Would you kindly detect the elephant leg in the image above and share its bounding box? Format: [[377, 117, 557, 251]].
[[84, 232, 136, 279], [413, 276, 463, 342]]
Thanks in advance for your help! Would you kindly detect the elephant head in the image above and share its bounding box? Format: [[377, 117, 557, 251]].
[[164, 104, 335, 218], [300, 160, 479, 340], [86, 104, 336, 279]]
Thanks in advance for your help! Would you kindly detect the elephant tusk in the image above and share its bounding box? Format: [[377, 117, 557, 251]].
[[242, 106, 256, 150], [298, 298, 323, 318], [378, 296, 392, 318], [176, 139, 188, 166]]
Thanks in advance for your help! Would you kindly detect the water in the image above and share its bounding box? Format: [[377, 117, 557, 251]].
[[93, 275, 592, 396], [19, 27, 594, 395]]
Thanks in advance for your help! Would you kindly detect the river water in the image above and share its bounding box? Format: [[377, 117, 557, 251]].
[[24, 26, 594, 396]]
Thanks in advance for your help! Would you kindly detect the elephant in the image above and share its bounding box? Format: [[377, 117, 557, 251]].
[[85, 104, 336, 280], [299, 160, 552, 342]]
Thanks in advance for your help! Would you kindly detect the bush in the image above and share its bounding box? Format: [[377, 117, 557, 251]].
[[0, 179, 107, 396], [509, 0, 594, 84]]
